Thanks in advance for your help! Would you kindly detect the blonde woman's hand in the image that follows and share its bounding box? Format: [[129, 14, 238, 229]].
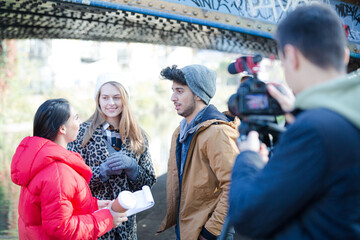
[[108, 153, 139, 181]]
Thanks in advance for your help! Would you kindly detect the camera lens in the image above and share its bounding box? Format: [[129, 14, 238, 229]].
[[227, 94, 240, 116]]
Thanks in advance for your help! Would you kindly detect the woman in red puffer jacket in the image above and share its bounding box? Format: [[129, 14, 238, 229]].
[[11, 98, 128, 240]]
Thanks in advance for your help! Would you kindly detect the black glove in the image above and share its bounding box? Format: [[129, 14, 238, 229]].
[[107, 152, 139, 182], [99, 157, 124, 182]]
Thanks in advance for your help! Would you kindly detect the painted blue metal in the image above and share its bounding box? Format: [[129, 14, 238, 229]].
[[158, 0, 360, 44], [350, 52, 360, 59], [63, 0, 360, 59], [161, 0, 332, 20], [65, 0, 275, 39]]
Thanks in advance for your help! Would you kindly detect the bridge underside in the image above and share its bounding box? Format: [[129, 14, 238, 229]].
[[0, 0, 359, 71]]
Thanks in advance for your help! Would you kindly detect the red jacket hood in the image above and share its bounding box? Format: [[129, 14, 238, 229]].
[[11, 136, 92, 187]]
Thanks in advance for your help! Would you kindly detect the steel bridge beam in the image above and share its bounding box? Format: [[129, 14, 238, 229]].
[[0, 0, 359, 70]]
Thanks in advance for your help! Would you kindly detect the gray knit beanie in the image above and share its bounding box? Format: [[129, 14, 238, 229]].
[[180, 65, 217, 105]]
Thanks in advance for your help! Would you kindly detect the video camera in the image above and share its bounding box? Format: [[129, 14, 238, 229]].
[[227, 55, 286, 147]]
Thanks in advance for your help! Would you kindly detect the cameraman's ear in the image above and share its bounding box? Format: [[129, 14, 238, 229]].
[[344, 47, 350, 66], [283, 44, 300, 70]]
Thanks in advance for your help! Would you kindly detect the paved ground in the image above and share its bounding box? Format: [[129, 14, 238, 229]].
[[136, 174, 248, 240], [137, 174, 175, 240]]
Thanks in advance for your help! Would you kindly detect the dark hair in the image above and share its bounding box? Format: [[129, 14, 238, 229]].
[[275, 4, 346, 72], [33, 98, 71, 141], [160, 65, 187, 85]]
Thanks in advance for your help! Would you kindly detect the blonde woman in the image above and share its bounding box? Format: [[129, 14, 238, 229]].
[[68, 73, 156, 240]]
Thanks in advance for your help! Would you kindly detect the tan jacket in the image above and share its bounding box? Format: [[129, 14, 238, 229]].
[[158, 117, 240, 239]]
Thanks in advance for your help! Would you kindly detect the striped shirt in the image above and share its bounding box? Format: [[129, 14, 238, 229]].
[[102, 122, 122, 151]]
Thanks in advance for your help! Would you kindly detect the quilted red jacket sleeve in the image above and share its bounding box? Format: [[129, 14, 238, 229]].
[[38, 162, 113, 239]]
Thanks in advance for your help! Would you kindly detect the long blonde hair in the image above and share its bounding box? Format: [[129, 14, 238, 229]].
[[81, 82, 146, 154]]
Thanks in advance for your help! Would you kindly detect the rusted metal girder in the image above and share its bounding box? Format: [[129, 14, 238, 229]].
[[0, 0, 359, 70]]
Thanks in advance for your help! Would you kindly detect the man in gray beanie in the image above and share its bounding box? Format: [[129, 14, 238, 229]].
[[180, 64, 216, 105], [157, 65, 240, 240]]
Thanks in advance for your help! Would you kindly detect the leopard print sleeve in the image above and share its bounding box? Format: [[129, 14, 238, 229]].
[[129, 135, 157, 191], [88, 135, 110, 190]]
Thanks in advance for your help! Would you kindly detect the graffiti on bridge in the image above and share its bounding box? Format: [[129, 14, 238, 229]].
[[175, 0, 359, 42], [336, 3, 360, 24], [336, 3, 360, 40], [180, 0, 330, 22], [232, 0, 331, 23], [189, 0, 232, 13]]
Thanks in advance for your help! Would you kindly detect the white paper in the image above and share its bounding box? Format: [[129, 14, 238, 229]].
[[126, 185, 155, 217]]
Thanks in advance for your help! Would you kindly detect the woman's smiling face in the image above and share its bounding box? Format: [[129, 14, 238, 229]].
[[99, 83, 123, 123]]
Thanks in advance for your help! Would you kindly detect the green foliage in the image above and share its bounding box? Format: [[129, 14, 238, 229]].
[[0, 184, 10, 235]]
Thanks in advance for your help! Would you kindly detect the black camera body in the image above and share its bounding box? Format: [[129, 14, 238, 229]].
[[227, 54, 285, 148], [228, 76, 284, 117]]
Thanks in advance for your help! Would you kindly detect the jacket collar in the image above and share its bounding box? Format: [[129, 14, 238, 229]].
[[11, 136, 92, 187], [295, 69, 360, 130]]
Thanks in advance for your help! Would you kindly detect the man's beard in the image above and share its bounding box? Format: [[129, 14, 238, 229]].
[[178, 97, 196, 118]]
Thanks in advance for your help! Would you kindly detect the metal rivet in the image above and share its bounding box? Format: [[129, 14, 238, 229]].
[[148, 2, 153, 6], [215, 16, 220, 20], [193, 11, 198, 16], [354, 47, 358, 52], [225, 18, 230, 22], [124, 0, 128, 3], [257, 24, 261, 29], [136, 0, 141, 4], [236, 20, 241, 24], [247, 22, 251, 27], [267, 27, 272, 31], [172, 7, 176, 11], [183, 8, 188, 13], [204, 13, 209, 18], [160, 4, 165, 9]]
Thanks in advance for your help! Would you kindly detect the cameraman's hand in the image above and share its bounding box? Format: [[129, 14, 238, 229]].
[[259, 143, 269, 163], [238, 131, 269, 163], [238, 131, 260, 152], [267, 84, 296, 123]]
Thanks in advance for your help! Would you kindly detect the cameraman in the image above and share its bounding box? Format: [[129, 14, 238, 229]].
[[228, 4, 360, 239]]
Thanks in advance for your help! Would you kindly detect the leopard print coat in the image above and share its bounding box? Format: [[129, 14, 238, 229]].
[[68, 121, 157, 240]]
